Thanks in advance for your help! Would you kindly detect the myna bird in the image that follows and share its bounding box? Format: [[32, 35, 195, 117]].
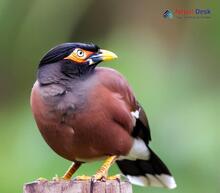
[[31, 42, 176, 189]]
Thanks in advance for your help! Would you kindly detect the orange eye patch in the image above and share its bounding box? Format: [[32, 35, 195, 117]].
[[64, 48, 93, 63]]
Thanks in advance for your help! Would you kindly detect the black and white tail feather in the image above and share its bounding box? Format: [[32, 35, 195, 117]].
[[117, 106, 177, 189], [117, 147, 176, 189]]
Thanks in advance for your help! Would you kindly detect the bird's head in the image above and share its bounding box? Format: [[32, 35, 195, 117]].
[[39, 43, 117, 77]]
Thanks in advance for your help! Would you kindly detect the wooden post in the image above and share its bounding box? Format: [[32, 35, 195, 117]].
[[23, 179, 133, 193]]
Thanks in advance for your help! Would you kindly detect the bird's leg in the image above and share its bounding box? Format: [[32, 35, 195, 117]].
[[76, 156, 118, 181], [92, 155, 118, 181], [62, 162, 81, 180]]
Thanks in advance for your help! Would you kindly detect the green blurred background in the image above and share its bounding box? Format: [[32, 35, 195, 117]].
[[0, 0, 219, 193]]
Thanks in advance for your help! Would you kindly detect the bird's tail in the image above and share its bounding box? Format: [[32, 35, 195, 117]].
[[116, 148, 177, 189]]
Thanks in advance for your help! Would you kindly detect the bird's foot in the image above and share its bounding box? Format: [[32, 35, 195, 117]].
[[91, 171, 107, 182], [52, 174, 66, 181], [75, 156, 118, 183], [91, 155, 118, 182], [75, 172, 107, 182], [36, 177, 48, 181], [75, 174, 120, 182], [107, 174, 121, 180], [75, 175, 92, 181]]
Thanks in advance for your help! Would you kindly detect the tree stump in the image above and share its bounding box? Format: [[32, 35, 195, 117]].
[[23, 179, 133, 193]]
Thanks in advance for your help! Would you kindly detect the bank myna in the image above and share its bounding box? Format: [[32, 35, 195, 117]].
[[31, 42, 177, 189]]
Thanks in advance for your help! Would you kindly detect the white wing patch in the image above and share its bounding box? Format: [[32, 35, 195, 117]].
[[118, 138, 150, 160], [131, 109, 140, 119], [131, 108, 140, 126]]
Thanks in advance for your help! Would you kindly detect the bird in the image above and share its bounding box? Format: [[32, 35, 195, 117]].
[[31, 42, 177, 189]]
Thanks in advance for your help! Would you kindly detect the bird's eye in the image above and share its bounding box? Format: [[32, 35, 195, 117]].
[[75, 49, 85, 58]]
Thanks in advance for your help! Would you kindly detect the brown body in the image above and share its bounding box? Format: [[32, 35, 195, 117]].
[[31, 67, 138, 161], [31, 43, 176, 188]]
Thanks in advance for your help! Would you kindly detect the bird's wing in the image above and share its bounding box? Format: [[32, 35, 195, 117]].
[[131, 103, 151, 145], [95, 67, 151, 144], [95, 67, 137, 110]]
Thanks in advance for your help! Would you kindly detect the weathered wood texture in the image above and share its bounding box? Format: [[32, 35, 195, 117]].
[[23, 179, 132, 193]]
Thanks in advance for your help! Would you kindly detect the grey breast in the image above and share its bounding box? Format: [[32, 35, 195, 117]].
[[42, 74, 98, 118]]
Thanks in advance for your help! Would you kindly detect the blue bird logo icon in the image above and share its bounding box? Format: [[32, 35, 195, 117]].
[[163, 10, 173, 19]]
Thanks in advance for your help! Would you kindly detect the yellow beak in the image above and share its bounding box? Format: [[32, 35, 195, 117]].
[[99, 49, 118, 61]]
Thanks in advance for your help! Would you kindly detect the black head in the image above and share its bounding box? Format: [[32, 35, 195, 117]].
[[38, 42, 117, 77], [39, 43, 98, 67]]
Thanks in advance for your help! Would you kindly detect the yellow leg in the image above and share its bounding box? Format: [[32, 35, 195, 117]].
[[93, 155, 117, 180], [62, 162, 81, 180]]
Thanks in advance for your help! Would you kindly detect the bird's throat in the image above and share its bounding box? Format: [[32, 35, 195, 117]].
[[38, 60, 94, 86], [61, 60, 93, 78]]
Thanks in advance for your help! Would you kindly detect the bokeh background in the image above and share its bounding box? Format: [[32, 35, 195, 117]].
[[0, 0, 219, 193]]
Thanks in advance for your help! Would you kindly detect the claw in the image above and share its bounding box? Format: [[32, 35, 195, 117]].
[[91, 155, 117, 182], [75, 175, 92, 181], [53, 174, 66, 181], [36, 177, 48, 181], [92, 172, 107, 182], [92, 175, 106, 183], [107, 174, 121, 180]]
